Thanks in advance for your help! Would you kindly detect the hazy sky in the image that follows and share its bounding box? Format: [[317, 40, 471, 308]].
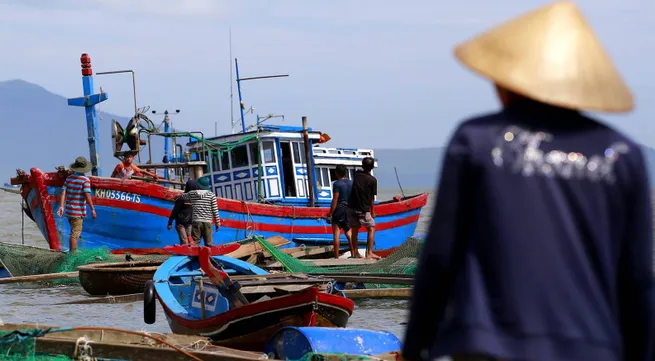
[[0, 0, 653, 150]]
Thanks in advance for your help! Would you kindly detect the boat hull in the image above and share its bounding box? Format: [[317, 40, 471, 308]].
[[78, 261, 163, 296], [159, 286, 353, 351], [14, 168, 428, 253]]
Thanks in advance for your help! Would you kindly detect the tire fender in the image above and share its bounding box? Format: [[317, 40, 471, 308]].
[[144, 279, 156, 324]]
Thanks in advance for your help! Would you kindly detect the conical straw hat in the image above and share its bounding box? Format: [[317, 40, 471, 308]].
[[454, 1, 634, 113]]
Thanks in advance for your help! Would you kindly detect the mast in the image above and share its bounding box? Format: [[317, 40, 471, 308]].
[[235, 58, 247, 134], [67, 53, 109, 176], [229, 28, 235, 134], [234, 58, 289, 134]]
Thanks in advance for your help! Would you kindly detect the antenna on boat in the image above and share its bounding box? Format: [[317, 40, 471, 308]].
[[152, 109, 180, 182], [234, 58, 289, 133], [394, 166, 406, 199], [246, 114, 284, 131], [95, 69, 138, 118], [229, 28, 236, 135]]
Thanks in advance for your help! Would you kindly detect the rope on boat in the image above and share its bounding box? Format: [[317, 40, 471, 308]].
[[20, 199, 24, 245], [73, 336, 94, 361], [0, 326, 204, 361]]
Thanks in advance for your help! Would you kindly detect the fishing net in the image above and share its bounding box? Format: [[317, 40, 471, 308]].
[[0, 329, 70, 361], [255, 235, 423, 288], [0, 242, 169, 284]]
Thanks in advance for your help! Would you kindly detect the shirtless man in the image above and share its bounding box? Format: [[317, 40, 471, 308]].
[[111, 153, 158, 180]]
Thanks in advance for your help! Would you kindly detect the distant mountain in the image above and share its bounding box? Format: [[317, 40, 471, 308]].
[[1, 79, 655, 190], [0, 80, 165, 182]]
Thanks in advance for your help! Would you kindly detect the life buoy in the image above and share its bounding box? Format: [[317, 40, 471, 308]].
[[143, 279, 156, 324]]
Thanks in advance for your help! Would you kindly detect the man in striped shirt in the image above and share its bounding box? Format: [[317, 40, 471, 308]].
[[56, 156, 97, 251], [178, 177, 220, 246]]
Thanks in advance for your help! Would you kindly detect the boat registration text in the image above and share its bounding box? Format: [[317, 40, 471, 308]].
[[94, 189, 142, 203]]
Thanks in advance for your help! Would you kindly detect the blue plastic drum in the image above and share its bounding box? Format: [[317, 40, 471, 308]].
[[264, 327, 402, 360]]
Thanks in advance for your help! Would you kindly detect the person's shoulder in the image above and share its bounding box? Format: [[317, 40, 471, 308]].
[[364, 172, 377, 181], [582, 114, 646, 166]]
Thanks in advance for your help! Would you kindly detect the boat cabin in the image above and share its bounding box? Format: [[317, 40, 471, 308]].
[[184, 125, 377, 207]]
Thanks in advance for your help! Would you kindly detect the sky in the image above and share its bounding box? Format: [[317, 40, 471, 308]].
[[0, 0, 653, 150]]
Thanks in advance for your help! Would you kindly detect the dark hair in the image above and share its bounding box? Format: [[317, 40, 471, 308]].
[[335, 165, 348, 178], [362, 157, 374, 171], [184, 179, 200, 192]]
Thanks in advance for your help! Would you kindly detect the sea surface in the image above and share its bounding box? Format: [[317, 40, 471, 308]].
[[0, 188, 435, 340]]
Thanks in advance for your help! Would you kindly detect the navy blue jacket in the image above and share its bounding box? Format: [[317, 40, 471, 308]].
[[402, 100, 655, 361]]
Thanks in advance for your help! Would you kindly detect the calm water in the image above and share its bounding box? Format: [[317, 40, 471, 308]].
[[0, 188, 435, 339]]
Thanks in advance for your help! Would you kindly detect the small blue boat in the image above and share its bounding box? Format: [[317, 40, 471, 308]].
[[145, 244, 355, 351]]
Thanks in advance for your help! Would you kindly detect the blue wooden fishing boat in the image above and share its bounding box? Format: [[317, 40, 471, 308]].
[[10, 53, 428, 254], [146, 244, 355, 351]]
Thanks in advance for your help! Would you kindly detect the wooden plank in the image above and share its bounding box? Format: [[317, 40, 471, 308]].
[[0, 323, 269, 361], [237, 277, 334, 287], [306, 274, 414, 285], [55, 293, 144, 305], [263, 246, 335, 259], [34, 336, 267, 361], [310, 352, 398, 361], [241, 284, 323, 294], [342, 288, 412, 299], [0, 271, 78, 284], [266, 258, 378, 269], [289, 246, 334, 259], [226, 236, 290, 259], [245, 253, 258, 264]]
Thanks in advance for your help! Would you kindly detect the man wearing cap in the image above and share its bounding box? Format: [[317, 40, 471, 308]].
[[57, 156, 97, 251], [177, 177, 220, 246], [401, 2, 654, 361]]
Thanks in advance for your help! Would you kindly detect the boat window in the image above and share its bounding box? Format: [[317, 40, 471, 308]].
[[262, 141, 276, 163], [230, 145, 249, 168], [211, 153, 219, 172], [219, 151, 230, 170], [320, 168, 330, 187], [348, 168, 355, 180], [292, 142, 306, 164], [248, 143, 260, 165]]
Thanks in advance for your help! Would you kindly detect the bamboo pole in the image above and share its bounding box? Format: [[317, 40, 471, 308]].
[[0, 271, 79, 285]]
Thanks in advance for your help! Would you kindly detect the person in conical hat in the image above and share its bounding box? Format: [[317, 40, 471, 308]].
[[401, 2, 654, 361]]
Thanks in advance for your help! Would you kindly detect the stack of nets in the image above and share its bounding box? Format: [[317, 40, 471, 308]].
[[0, 242, 169, 284], [256, 235, 423, 288]]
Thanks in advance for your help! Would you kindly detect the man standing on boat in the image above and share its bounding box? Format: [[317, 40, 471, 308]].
[[111, 152, 159, 180], [167, 179, 195, 245], [177, 177, 220, 246], [326, 165, 355, 259], [401, 2, 654, 361], [56, 156, 97, 252], [347, 157, 379, 259]]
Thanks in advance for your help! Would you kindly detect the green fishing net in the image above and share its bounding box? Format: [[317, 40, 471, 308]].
[[0, 242, 169, 284], [255, 235, 423, 288], [0, 329, 70, 361]]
